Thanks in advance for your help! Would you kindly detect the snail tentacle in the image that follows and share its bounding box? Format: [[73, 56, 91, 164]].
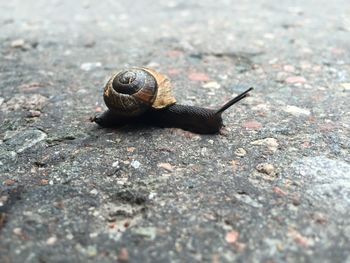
[[93, 67, 253, 134]]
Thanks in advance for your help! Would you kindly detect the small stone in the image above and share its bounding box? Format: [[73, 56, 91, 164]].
[[188, 72, 210, 81], [46, 236, 57, 245], [27, 110, 41, 118], [242, 120, 262, 130], [157, 162, 174, 172], [283, 105, 310, 116], [285, 76, 306, 84], [148, 192, 157, 199], [4, 129, 47, 153], [130, 160, 140, 169], [40, 179, 49, 185], [202, 81, 220, 89], [112, 161, 119, 167], [146, 61, 160, 68], [256, 163, 275, 175], [80, 62, 102, 71], [127, 147, 135, 153], [132, 227, 156, 240], [118, 248, 129, 262], [312, 212, 327, 224], [11, 39, 25, 48], [288, 229, 311, 248], [86, 245, 97, 257], [13, 228, 22, 236], [234, 148, 247, 157], [341, 83, 350, 90], [251, 138, 279, 152], [231, 160, 240, 172], [0, 196, 8, 206], [0, 97, 4, 106], [3, 179, 15, 186], [225, 230, 239, 244], [89, 232, 98, 238], [90, 189, 98, 195], [272, 186, 287, 196], [283, 65, 295, 72]]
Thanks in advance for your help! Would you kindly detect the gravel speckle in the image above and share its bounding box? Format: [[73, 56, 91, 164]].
[[283, 105, 311, 116], [256, 163, 276, 175], [251, 138, 279, 152], [80, 62, 102, 71], [130, 160, 141, 169], [1, 1, 349, 262], [234, 148, 247, 157]]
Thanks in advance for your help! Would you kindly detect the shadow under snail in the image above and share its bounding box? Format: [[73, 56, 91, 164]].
[[92, 67, 253, 134]]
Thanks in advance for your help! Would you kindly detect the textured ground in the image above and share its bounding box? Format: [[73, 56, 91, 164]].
[[1, 0, 350, 262]]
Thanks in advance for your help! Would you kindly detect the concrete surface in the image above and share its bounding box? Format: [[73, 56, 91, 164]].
[[1, 0, 350, 262]]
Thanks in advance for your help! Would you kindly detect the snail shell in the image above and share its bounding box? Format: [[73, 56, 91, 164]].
[[94, 67, 253, 134], [103, 68, 176, 117]]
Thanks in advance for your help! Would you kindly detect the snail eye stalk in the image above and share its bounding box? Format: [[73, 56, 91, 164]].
[[95, 68, 253, 134]]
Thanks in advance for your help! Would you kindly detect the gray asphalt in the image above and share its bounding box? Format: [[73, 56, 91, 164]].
[[1, 1, 350, 262]]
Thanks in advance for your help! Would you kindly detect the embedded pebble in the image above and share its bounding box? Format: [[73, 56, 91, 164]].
[[157, 162, 174, 171], [234, 148, 247, 157], [27, 110, 41, 117], [80, 62, 102, 71], [11, 39, 25, 48], [132, 227, 157, 240], [0, 196, 9, 206], [256, 163, 275, 175], [285, 76, 306, 84], [118, 248, 130, 262], [112, 161, 119, 167], [202, 81, 220, 89], [242, 120, 262, 129], [251, 138, 279, 152], [13, 228, 22, 235], [283, 105, 310, 116], [225, 230, 239, 244], [90, 189, 98, 195], [341, 83, 350, 90], [4, 129, 47, 153], [46, 236, 57, 245], [131, 160, 140, 169], [188, 72, 210, 81]]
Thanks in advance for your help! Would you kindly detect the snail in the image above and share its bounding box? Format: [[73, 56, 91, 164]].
[[92, 67, 253, 134]]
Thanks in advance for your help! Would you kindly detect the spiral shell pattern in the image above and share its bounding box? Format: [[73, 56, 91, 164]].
[[103, 68, 158, 116]]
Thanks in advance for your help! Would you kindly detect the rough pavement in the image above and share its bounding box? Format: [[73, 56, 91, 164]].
[[1, 0, 350, 262]]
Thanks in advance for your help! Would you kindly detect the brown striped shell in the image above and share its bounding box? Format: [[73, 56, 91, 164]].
[[103, 68, 176, 117]]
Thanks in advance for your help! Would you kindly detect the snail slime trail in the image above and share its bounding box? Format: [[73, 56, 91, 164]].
[[92, 68, 253, 134]]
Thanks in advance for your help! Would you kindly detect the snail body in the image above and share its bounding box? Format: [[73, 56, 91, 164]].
[[93, 67, 252, 134]]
